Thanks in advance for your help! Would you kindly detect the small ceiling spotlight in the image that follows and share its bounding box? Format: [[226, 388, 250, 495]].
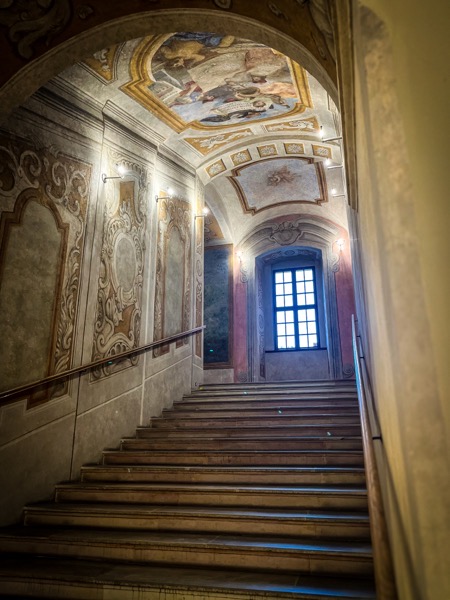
[[155, 187, 174, 203], [102, 163, 128, 183]]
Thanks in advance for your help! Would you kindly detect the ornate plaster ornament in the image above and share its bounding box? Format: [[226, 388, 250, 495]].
[[91, 153, 148, 379]]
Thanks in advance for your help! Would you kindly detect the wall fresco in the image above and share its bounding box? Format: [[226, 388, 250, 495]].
[[204, 245, 233, 366]]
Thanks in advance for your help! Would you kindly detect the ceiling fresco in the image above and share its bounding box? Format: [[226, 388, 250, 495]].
[[58, 29, 345, 240], [229, 158, 327, 214], [121, 33, 313, 132]]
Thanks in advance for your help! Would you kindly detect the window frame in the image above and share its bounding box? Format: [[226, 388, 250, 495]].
[[272, 266, 320, 351]]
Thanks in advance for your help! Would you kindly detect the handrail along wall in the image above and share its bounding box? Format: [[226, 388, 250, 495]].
[[352, 315, 397, 599], [0, 326, 205, 404]]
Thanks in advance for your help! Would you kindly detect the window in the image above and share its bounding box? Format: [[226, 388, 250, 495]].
[[273, 268, 319, 350]]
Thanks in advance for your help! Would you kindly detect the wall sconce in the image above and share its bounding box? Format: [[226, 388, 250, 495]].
[[102, 164, 127, 183], [331, 188, 346, 198], [335, 238, 346, 252], [236, 250, 244, 262], [194, 207, 209, 220], [319, 125, 343, 143], [155, 187, 174, 203]]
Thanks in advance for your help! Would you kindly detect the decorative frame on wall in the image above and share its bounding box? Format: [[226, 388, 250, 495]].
[[228, 157, 328, 215], [153, 193, 192, 357], [0, 135, 91, 406], [91, 153, 148, 380], [203, 244, 234, 369]]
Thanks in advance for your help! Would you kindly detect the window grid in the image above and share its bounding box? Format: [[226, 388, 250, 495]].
[[273, 267, 319, 350]]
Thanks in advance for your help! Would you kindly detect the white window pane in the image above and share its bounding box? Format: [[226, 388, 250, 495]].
[[276, 283, 284, 296], [286, 310, 294, 322], [277, 324, 286, 336], [284, 283, 292, 295], [309, 334, 318, 347], [286, 336, 296, 348], [304, 269, 313, 280], [306, 293, 315, 305], [298, 309, 306, 322], [285, 296, 293, 307], [275, 272, 283, 283], [307, 322, 317, 334], [276, 296, 285, 308], [286, 323, 295, 335], [283, 271, 292, 282], [296, 270, 304, 281], [276, 311, 285, 323], [307, 308, 316, 321], [305, 281, 314, 293], [298, 294, 306, 305], [297, 282, 305, 293], [298, 322, 307, 334], [278, 337, 286, 349], [299, 335, 309, 348]]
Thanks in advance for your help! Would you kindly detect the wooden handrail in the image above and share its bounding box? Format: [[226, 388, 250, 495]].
[[352, 315, 397, 599], [0, 326, 205, 403]]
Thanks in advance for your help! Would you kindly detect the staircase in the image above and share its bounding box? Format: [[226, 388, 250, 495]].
[[0, 380, 376, 599]]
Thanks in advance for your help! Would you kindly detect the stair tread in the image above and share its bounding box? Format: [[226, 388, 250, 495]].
[[26, 502, 370, 520], [56, 482, 367, 492], [106, 449, 364, 455], [0, 527, 373, 555], [0, 556, 376, 599], [83, 464, 365, 472]]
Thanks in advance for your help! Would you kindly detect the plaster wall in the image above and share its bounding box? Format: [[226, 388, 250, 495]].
[[351, 3, 449, 598], [0, 89, 200, 525]]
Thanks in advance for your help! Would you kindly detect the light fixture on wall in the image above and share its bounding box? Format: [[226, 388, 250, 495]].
[[194, 207, 209, 220], [155, 187, 174, 203], [335, 238, 346, 252], [319, 125, 343, 143], [236, 250, 244, 262], [102, 164, 127, 183], [331, 188, 346, 198]]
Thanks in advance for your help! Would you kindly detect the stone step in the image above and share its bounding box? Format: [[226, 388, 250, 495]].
[[0, 556, 376, 599], [166, 407, 361, 418], [54, 482, 368, 510], [136, 424, 363, 438], [196, 382, 357, 393], [185, 391, 358, 402], [0, 528, 373, 575], [151, 415, 362, 428], [80, 464, 366, 485], [175, 398, 359, 409], [102, 449, 364, 467], [200, 379, 355, 387], [120, 436, 363, 452], [23, 503, 371, 539]]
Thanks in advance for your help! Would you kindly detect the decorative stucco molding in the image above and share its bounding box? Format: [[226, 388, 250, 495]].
[[91, 151, 148, 379]]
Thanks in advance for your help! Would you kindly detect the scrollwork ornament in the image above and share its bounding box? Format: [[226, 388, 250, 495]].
[[91, 152, 147, 379], [213, 0, 232, 8], [0, 0, 72, 59], [239, 261, 249, 284], [330, 251, 340, 273], [343, 363, 355, 378]]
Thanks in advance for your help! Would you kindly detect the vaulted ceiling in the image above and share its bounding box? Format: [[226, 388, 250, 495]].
[[49, 31, 347, 244]]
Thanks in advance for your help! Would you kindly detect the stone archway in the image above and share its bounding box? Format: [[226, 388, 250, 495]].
[[0, 2, 337, 121]]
